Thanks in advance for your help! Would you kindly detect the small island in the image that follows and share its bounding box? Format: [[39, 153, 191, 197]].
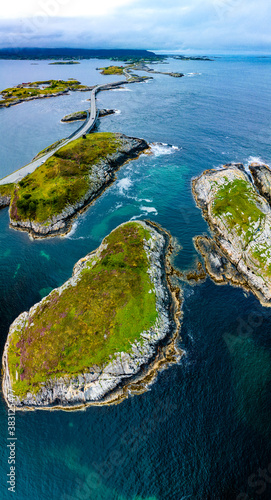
[[0, 79, 92, 108], [99, 65, 125, 75], [61, 109, 115, 122], [192, 162, 271, 306], [98, 63, 184, 78], [1, 132, 148, 238], [173, 55, 213, 61], [49, 61, 80, 65], [2, 221, 181, 410]]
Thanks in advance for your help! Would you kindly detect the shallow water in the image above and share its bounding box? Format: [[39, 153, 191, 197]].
[[0, 56, 271, 499]]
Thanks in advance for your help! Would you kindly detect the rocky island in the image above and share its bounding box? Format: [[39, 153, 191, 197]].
[[61, 109, 115, 122], [4, 132, 148, 238], [0, 79, 92, 108], [192, 162, 271, 306], [2, 221, 181, 410], [98, 63, 184, 79]]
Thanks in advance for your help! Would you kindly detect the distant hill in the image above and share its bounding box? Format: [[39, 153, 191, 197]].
[[0, 47, 161, 61]]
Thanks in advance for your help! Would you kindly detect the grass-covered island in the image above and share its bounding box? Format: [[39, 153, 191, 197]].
[[0, 79, 92, 108], [192, 162, 271, 306], [61, 109, 115, 122], [99, 65, 125, 75], [6, 132, 148, 237], [2, 221, 181, 410]]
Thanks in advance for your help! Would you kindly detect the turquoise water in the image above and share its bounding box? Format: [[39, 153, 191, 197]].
[[0, 56, 271, 499]]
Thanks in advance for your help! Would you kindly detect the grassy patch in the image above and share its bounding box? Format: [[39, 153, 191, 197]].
[[211, 177, 271, 278], [100, 66, 124, 75], [0, 79, 89, 105], [212, 179, 264, 242], [10, 132, 121, 223], [0, 183, 14, 198], [8, 222, 158, 398], [33, 139, 65, 160]]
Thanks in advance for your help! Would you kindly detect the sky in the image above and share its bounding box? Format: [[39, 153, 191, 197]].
[[0, 0, 270, 53]]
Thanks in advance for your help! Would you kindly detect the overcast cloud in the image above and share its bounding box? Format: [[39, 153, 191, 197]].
[[0, 0, 270, 53]]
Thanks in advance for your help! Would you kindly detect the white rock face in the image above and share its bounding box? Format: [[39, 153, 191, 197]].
[[2, 221, 178, 409]]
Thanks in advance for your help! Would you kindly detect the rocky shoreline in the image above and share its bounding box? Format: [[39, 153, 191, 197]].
[[0, 193, 12, 208], [0, 87, 93, 108], [61, 109, 115, 122], [2, 220, 182, 410], [192, 162, 271, 306], [9, 134, 148, 238]]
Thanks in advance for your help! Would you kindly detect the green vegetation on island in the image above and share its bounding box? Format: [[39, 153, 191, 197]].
[[32, 139, 66, 161], [192, 164, 271, 305], [10, 133, 121, 223], [99, 65, 125, 75], [0, 183, 15, 198], [0, 79, 91, 107], [7, 222, 158, 398], [212, 178, 264, 243]]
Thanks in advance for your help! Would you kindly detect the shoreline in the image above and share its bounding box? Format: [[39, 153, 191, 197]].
[[2, 220, 183, 411], [192, 163, 271, 307], [9, 134, 149, 239], [0, 75, 152, 187]]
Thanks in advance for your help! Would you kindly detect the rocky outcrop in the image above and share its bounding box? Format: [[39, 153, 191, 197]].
[[61, 109, 115, 122], [249, 162, 271, 205], [61, 110, 88, 121], [192, 163, 271, 306], [0, 87, 94, 108], [9, 134, 148, 238], [0, 193, 12, 208], [2, 221, 181, 410]]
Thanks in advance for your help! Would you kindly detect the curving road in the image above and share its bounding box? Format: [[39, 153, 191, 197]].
[[0, 83, 109, 185]]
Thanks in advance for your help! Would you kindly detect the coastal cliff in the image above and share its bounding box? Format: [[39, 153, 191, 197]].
[[9, 132, 148, 238], [2, 221, 181, 410], [192, 162, 271, 306]]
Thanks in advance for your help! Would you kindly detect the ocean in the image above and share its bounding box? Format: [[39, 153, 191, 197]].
[[0, 55, 271, 499]]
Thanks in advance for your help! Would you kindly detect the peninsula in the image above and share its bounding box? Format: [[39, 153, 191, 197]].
[[2, 221, 181, 410], [3, 132, 148, 238], [192, 162, 271, 306]]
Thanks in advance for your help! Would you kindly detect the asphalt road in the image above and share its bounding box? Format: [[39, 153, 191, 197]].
[[0, 85, 101, 185]]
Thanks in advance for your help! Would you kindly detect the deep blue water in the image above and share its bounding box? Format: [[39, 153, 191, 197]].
[[0, 56, 271, 500]]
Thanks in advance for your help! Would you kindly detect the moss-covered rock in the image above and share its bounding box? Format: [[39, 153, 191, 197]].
[[192, 163, 271, 306], [0, 183, 15, 207], [9, 132, 148, 238], [0, 79, 92, 107], [99, 66, 125, 75], [2, 221, 180, 409]]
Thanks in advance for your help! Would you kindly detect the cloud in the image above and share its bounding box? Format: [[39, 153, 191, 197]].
[[0, 0, 271, 52]]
